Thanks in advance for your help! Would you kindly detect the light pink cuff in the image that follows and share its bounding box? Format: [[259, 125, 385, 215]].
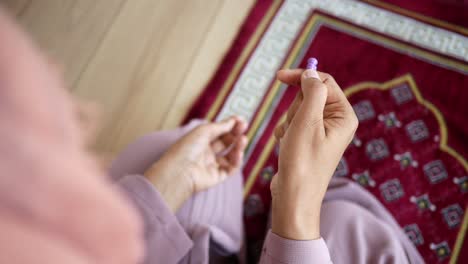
[[117, 175, 193, 263], [260, 230, 333, 264]]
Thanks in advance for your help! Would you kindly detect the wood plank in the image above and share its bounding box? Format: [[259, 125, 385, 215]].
[[0, 0, 30, 16], [161, 0, 255, 129], [14, 0, 125, 87], [74, 0, 224, 154]]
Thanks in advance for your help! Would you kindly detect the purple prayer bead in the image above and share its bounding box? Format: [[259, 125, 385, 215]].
[[307, 57, 318, 70]]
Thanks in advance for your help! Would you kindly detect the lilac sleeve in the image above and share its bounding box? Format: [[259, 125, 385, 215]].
[[116, 173, 332, 264], [116, 171, 332, 264], [259, 230, 333, 264], [116, 174, 193, 263]]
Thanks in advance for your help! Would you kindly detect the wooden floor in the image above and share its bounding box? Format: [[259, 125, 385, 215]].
[[1, 0, 253, 156]]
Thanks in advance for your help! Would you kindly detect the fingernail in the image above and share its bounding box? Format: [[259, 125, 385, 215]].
[[303, 69, 320, 79], [236, 115, 247, 123], [303, 57, 320, 80]]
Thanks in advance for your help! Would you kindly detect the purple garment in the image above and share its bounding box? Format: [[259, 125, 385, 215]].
[[110, 120, 423, 264]]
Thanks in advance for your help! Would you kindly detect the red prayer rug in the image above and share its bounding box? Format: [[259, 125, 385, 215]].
[[184, 1, 468, 263]]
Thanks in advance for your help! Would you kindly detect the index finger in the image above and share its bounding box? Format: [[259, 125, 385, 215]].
[[276, 68, 304, 86], [277, 69, 348, 105]]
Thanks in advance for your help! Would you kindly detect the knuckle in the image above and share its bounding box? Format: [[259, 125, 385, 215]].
[[321, 72, 335, 82], [322, 72, 333, 79], [348, 112, 359, 133], [195, 123, 211, 134], [316, 81, 327, 90], [305, 80, 327, 95], [274, 126, 280, 135]]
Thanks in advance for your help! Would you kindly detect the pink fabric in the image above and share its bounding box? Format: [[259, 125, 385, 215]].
[[260, 231, 332, 264], [0, 7, 143, 264], [118, 175, 193, 262], [322, 179, 424, 263]]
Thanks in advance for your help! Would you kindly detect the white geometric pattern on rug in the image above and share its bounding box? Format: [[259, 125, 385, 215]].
[[216, 0, 468, 123]]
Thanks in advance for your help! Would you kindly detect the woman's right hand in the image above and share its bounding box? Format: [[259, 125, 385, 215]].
[[271, 69, 358, 240], [144, 117, 248, 212]]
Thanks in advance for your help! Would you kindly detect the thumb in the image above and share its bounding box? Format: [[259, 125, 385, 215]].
[[291, 69, 327, 131], [206, 117, 237, 140]]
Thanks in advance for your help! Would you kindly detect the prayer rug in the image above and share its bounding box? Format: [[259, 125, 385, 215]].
[[184, 1, 468, 263]]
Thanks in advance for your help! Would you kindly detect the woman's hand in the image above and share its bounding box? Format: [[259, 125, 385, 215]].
[[144, 117, 248, 212], [271, 69, 358, 240]]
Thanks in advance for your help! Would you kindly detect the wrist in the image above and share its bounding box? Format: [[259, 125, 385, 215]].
[[144, 157, 193, 212], [271, 203, 321, 240], [270, 183, 323, 240]]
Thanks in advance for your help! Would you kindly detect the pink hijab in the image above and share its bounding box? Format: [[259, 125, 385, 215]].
[[0, 7, 143, 263]]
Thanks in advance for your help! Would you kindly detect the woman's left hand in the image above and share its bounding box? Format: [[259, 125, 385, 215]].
[[144, 117, 248, 212]]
